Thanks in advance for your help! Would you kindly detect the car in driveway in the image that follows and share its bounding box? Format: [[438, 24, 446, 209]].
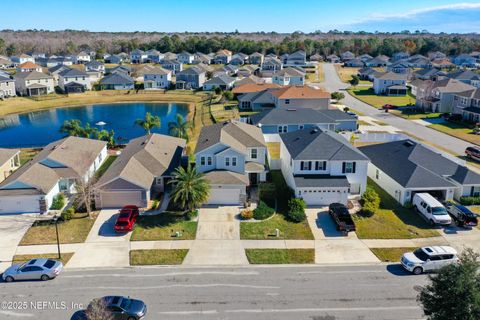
[[401, 246, 458, 275], [87, 296, 147, 320], [114, 205, 140, 233], [412, 193, 452, 226], [444, 203, 478, 228], [2, 258, 63, 282], [328, 203, 356, 234]]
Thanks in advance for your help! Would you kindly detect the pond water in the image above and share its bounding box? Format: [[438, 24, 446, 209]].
[[0, 102, 190, 148]]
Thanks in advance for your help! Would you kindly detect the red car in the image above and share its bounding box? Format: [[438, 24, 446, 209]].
[[382, 104, 397, 110], [114, 205, 140, 233]]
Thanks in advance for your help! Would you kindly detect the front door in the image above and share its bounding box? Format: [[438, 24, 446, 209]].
[[249, 173, 258, 186]]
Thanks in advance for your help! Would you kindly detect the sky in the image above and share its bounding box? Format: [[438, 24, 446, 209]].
[[1, 0, 480, 33]]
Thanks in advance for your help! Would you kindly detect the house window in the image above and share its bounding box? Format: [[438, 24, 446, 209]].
[[300, 161, 312, 171], [299, 125, 304, 130], [278, 125, 288, 133], [376, 169, 380, 179], [315, 161, 326, 171], [285, 99, 290, 105], [155, 177, 163, 185], [251, 149, 257, 159], [225, 157, 230, 166], [342, 162, 356, 174], [232, 157, 237, 166], [200, 157, 205, 165], [207, 157, 212, 166]]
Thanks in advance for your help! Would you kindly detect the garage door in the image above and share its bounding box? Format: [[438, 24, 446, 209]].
[[100, 191, 143, 208], [0, 196, 39, 214], [207, 188, 241, 205], [300, 190, 344, 206]]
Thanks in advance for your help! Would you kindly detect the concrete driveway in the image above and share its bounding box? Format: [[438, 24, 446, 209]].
[[0, 214, 36, 270], [306, 208, 357, 239], [85, 209, 132, 243]]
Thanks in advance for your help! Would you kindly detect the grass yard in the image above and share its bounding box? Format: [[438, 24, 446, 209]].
[[20, 214, 97, 245], [347, 87, 416, 108], [353, 179, 439, 239], [240, 213, 313, 240], [389, 109, 443, 120], [428, 122, 480, 146], [95, 155, 117, 179], [130, 211, 197, 241], [129, 249, 188, 265], [267, 142, 280, 160], [335, 65, 360, 83], [19, 148, 42, 165], [12, 253, 75, 266], [305, 64, 324, 83], [210, 101, 238, 123], [370, 247, 416, 262], [245, 249, 314, 264]]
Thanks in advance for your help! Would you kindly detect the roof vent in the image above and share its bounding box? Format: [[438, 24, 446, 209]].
[[403, 140, 415, 147], [311, 128, 319, 134], [286, 109, 297, 111]]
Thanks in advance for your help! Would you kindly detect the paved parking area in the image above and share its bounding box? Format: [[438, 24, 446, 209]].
[[0, 214, 36, 270], [315, 240, 380, 264], [306, 208, 358, 239]]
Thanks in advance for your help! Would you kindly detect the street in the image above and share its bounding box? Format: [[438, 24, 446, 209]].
[[320, 63, 473, 155], [0, 264, 426, 320]]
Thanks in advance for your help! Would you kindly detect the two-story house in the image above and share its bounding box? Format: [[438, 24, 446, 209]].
[[16, 61, 43, 73], [145, 49, 164, 63], [0, 148, 20, 183], [279, 128, 369, 205], [213, 49, 232, 64], [0, 75, 16, 98], [75, 51, 91, 64], [373, 72, 408, 96], [160, 59, 183, 75], [176, 66, 206, 89], [285, 51, 307, 67], [130, 49, 148, 64], [416, 78, 475, 113], [261, 57, 283, 72], [11, 54, 35, 65], [392, 52, 410, 62], [452, 54, 477, 68], [340, 51, 355, 62], [85, 60, 105, 73], [14, 71, 55, 96], [453, 88, 480, 121], [272, 67, 305, 86], [195, 121, 267, 205], [249, 52, 264, 65], [143, 66, 172, 90], [58, 68, 91, 93], [177, 51, 194, 64], [271, 85, 331, 109], [448, 70, 480, 88], [99, 72, 135, 90]]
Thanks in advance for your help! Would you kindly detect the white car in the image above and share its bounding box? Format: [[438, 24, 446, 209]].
[[401, 246, 459, 275], [412, 193, 452, 225]]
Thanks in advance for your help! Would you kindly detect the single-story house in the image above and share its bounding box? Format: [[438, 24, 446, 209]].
[[203, 75, 236, 91], [99, 73, 135, 90]]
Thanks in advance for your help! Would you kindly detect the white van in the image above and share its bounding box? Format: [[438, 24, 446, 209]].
[[412, 193, 452, 225]]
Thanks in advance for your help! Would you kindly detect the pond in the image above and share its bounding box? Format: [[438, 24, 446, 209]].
[[0, 102, 190, 148]]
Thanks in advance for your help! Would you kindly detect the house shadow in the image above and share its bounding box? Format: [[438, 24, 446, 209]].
[[315, 211, 346, 238]]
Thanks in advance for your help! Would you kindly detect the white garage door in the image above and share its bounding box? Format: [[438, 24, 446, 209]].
[[300, 190, 344, 206], [100, 191, 143, 208], [0, 196, 39, 214], [207, 188, 241, 205]]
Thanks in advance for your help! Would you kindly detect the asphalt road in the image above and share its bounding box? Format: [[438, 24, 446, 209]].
[[320, 63, 473, 155], [0, 264, 427, 320]]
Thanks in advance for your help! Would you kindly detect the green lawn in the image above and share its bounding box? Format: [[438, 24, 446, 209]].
[[20, 214, 97, 245], [370, 247, 416, 262], [245, 249, 314, 264], [19, 148, 42, 165], [130, 249, 188, 265], [428, 122, 480, 146], [347, 87, 416, 108], [95, 155, 117, 178], [240, 214, 313, 240], [12, 253, 75, 266], [353, 179, 440, 239], [130, 212, 197, 241], [389, 109, 443, 120]]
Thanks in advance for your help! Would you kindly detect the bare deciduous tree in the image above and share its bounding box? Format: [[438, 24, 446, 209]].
[[74, 176, 97, 219], [84, 298, 113, 320]]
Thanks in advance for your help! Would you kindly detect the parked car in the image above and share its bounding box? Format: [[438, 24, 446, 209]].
[[114, 205, 140, 233], [2, 258, 63, 282], [87, 296, 147, 320], [382, 104, 397, 110], [328, 203, 356, 233], [446, 113, 462, 122], [412, 193, 452, 225], [401, 246, 459, 275], [465, 146, 480, 161], [445, 203, 478, 228]]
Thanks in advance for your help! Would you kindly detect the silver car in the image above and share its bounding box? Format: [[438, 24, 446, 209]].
[[2, 258, 63, 282]]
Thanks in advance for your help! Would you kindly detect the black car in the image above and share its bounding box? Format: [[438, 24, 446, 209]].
[[328, 203, 356, 233], [86, 296, 147, 320], [445, 203, 478, 228]]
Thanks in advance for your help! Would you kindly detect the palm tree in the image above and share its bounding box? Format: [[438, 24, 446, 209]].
[[134, 112, 161, 134], [168, 114, 191, 141], [169, 165, 210, 212]]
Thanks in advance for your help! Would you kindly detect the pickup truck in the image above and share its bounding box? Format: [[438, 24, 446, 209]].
[[328, 203, 356, 234]]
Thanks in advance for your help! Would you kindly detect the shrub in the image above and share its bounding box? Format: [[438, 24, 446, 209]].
[[253, 201, 275, 220], [61, 207, 75, 221], [361, 187, 380, 217], [286, 198, 307, 222], [258, 182, 276, 201], [185, 210, 198, 221], [50, 194, 66, 210], [459, 196, 480, 206], [240, 209, 253, 220]]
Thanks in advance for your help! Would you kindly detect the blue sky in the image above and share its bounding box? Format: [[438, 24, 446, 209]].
[[1, 0, 479, 33]]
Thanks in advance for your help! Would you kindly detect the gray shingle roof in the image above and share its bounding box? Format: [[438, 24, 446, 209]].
[[59, 68, 88, 77], [359, 140, 480, 188], [280, 128, 369, 161], [100, 72, 134, 85], [294, 175, 350, 188], [204, 75, 236, 86], [204, 170, 248, 185], [249, 108, 355, 126]]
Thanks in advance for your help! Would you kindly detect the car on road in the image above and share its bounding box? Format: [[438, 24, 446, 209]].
[[401, 246, 459, 275], [87, 296, 147, 320], [444, 203, 478, 228], [412, 193, 452, 226], [328, 203, 356, 233], [114, 205, 140, 233], [465, 146, 480, 161], [2, 258, 63, 282]]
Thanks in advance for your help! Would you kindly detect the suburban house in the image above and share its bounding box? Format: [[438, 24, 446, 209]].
[[235, 75, 264, 87], [94, 134, 186, 209], [230, 53, 249, 65], [428, 51, 447, 60], [452, 88, 480, 120], [360, 140, 480, 206], [203, 75, 236, 91], [160, 59, 183, 75], [249, 52, 264, 65], [0, 148, 20, 183], [358, 54, 373, 62], [271, 85, 331, 109], [74, 51, 91, 64], [85, 60, 105, 73], [0, 137, 107, 214], [11, 54, 35, 64], [0, 75, 16, 98], [309, 53, 323, 62], [261, 57, 283, 72], [233, 83, 281, 95], [448, 70, 480, 88], [176, 66, 206, 89], [452, 54, 477, 68], [340, 51, 355, 62], [392, 52, 410, 62], [143, 66, 172, 90], [249, 108, 358, 133], [130, 49, 148, 64], [16, 61, 43, 73], [14, 71, 55, 96], [414, 68, 446, 81], [386, 61, 411, 74], [193, 52, 212, 64], [373, 71, 408, 96], [177, 51, 194, 64], [194, 121, 267, 205], [415, 78, 475, 113], [99, 72, 135, 90], [0, 56, 14, 69], [213, 50, 232, 64], [344, 58, 364, 67], [279, 128, 369, 205], [58, 68, 91, 93], [408, 56, 433, 69], [104, 54, 123, 64], [285, 50, 307, 67], [357, 67, 382, 81], [237, 65, 258, 77], [272, 67, 305, 86], [365, 55, 390, 67], [326, 54, 340, 63], [145, 49, 163, 63]]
